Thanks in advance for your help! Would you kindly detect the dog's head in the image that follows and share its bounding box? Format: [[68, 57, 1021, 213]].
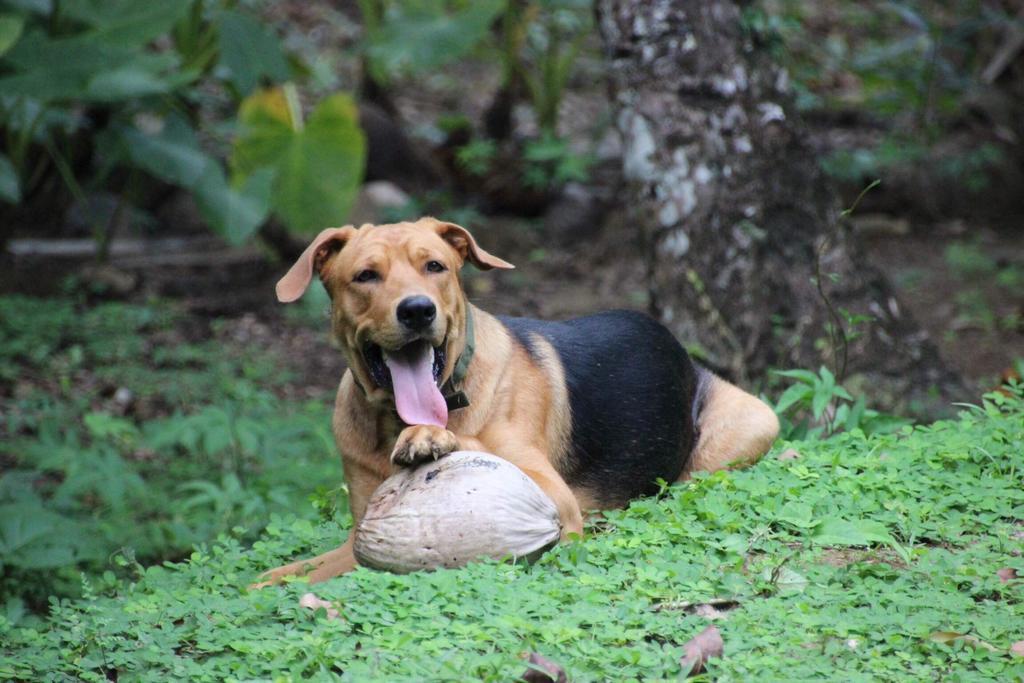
[[276, 217, 513, 426]]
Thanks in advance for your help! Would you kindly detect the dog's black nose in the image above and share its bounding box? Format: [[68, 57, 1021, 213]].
[[397, 296, 437, 331]]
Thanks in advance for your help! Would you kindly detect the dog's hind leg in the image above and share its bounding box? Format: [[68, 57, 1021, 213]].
[[249, 536, 357, 589], [682, 373, 779, 478]]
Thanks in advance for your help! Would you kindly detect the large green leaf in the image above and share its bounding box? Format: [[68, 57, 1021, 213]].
[[364, 0, 503, 80], [84, 64, 178, 101], [0, 13, 25, 56], [192, 165, 273, 245], [117, 115, 213, 188], [812, 518, 894, 547], [62, 0, 190, 46], [231, 86, 300, 172], [0, 30, 128, 100], [118, 116, 270, 243], [0, 153, 20, 203], [0, 29, 182, 102], [232, 88, 365, 235], [216, 9, 290, 95]]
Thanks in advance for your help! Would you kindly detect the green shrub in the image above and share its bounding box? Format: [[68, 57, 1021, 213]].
[[0, 295, 341, 607], [0, 0, 363, 247]]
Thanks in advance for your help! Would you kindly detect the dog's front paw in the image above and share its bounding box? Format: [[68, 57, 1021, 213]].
[[391, 425, 458, 466]]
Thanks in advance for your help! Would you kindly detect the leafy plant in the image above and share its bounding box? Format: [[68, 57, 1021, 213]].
[[231, 85, 366, 235], [505, 0, 591, 134], [521, 133, 591, 188], [772, 366, 910, 440], [0, 295, 341, 607], [0, 0, 363, 250], [455, 138, 498, 176]]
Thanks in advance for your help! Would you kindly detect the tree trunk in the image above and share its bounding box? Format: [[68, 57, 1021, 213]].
[[595, 0, 964, 409]]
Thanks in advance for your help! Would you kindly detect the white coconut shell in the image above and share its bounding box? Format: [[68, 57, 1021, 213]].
[[354, 451, 561, 573]]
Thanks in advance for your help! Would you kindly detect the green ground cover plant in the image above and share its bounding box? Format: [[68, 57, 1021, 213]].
[[1, 332, 1021, 680], [0, 295, 340, 610]]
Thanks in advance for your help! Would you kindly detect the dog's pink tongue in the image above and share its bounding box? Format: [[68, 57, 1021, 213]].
[[384, 344, 448, 427]]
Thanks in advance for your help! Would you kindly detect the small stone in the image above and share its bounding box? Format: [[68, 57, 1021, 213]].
[[299, 592, 341, 620], [113, 387, 134, 407]]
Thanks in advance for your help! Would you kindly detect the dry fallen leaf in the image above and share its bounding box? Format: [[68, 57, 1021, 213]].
[[299, 592, 341, 620], [927, 631, 999, 652], [997, 567, 1018, 582], [680, 625, 724, 676], [1010, 641, 1024, 658], [777, 448, 801, 461], [520, 652, 568, 683]]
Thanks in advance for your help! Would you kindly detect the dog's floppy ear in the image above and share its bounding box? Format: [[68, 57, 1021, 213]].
[[276, 226, 356, 303], [433, 220, 514, 271]]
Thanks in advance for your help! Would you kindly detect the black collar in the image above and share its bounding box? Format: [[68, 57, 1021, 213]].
[[439, 305, 474, 411]]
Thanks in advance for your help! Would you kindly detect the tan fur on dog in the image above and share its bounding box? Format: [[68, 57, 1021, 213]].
[[252, 218, 777, 588]]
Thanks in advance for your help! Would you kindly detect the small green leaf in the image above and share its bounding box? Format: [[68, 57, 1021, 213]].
[[774, 383, 812, 414], [845, 395, 867, 430], [775, 501, 817, 529], [761, 565, 808, 593], [812, 518, 894, 547], [811, 386, 832, 420], [773, 369, 818, 384], [832, 385, 853, 401], [812, 517, 909, 563], [818, 366, 836, 390]]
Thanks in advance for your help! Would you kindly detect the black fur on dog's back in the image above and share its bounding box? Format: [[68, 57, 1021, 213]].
[[499, 310, 707, 507]]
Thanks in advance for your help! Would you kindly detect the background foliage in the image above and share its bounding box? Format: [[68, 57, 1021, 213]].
[[0, 295, 342, 611], [0, 0, 365, 247]]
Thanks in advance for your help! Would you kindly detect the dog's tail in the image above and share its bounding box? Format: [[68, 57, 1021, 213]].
[[690, 362, 714, 428], [686, 362, 781, 475]]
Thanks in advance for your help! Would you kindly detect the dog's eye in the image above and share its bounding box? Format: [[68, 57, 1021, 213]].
[[353, 269, 380, 283], [426, 260, 446, 273]]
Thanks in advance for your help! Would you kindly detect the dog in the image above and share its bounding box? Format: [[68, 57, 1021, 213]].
[[254, 217, 779, 586]]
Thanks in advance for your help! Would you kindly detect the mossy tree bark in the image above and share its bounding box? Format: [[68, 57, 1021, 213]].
[[595, 0, 963, 407]]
